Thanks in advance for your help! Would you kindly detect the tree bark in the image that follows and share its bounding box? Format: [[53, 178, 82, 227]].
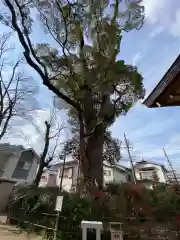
[[78, 113, 91, 191], [86, 123, 105, 190], [79, 119, 105, 192]]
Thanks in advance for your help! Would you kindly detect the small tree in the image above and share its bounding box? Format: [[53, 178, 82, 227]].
[[22, 109, 65, 186], [0, 32, 36, 140]]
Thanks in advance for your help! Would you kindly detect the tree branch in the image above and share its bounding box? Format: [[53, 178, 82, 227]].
[[4, 0, 82, 112]]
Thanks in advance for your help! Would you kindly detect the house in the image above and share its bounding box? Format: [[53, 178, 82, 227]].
[[39, 169, 58, 188], [103, 162, 132, 185], [134, 160, 168, 189], [0, 143, 40, 184], [40, 160, 132, 191], [166, 171, 180, 184], [55, 160, 79, 192]]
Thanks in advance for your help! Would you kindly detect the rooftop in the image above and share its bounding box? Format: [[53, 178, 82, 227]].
[[143, 54, 180, 108], [0, 143, 40, 160], [135, 160, 167, 172]]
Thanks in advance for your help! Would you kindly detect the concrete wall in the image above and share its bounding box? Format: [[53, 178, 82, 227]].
[[26, 156, 39, 183], [39, 171, 57, 187], [103, 165, 129, 185], [114, 169, 128, 183], [2, 154, 20, 179], [2, 153, 39, 184], [0, 181, 14, 213], [56, 168, 73, 191], [103, 165, 114, 184]]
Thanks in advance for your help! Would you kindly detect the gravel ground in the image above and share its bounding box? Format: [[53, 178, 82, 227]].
[[0, 226, 43, 240]]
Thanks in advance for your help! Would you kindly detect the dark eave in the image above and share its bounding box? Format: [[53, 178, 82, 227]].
[[143, 54, 180, 108]]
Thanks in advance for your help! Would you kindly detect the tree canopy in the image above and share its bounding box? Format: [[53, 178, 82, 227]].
[[2, 0, 145, 191]]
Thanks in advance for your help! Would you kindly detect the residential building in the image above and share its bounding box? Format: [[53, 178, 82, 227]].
[[39, 169, 57, 187], [166, 171, 180, 184], [40, 160, 132, 191], [0, 143, 39, 184], [134, 160, 168, 189], [56, 161, 79, 192], [103, 162, 132, 184]]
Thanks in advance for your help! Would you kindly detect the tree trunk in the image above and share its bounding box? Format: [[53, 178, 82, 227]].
[[33, 163, 44, 187], [79, 113, 91, 191], [86, 124, 105, 190], [78, 113, 105, 192]]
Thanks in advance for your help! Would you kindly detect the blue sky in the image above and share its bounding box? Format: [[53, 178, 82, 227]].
[[111, 0, 180, 169], [1, 0, 180, 170]]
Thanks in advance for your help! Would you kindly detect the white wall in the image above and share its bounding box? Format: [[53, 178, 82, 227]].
[[135, 163, 167, 183], [27, 156, 39, 183], [103, 165, 114, 184], [56, 167, 73, 191], [103, 165, 129, 185], [2, 154, 20, 179], [114, 169, 128, 183], [39, 171, 57, 187], [2, 153, 39, 184]]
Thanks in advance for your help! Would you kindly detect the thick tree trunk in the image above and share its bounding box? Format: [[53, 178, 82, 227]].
[[78, 120, 105, 192], [78, 113, 105, 192], [86, 124, 105, 190], [33, 163, 44, 187], [79, 113, 91, 191]]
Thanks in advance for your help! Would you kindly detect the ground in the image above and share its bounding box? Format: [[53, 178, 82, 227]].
[[0, 225, 43, 240]]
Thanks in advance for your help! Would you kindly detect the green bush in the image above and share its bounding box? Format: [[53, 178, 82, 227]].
[[7, 185, 116, 239], [7, 183, 180, 239]]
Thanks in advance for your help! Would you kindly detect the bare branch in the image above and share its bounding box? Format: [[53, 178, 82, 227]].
[[4, 0, 82, 112]]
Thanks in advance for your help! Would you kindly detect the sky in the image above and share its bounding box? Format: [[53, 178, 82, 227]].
[[1, 0, 180, 170]]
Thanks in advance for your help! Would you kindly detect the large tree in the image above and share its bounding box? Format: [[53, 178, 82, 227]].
[[2, 0, 145, 190]]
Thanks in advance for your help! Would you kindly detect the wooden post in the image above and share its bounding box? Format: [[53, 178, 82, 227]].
[[53, 150, 67, 240], [163, 148, 178, 184], [124, 133, 136, 184]]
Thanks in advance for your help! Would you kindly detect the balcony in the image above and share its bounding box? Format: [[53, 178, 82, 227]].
[[139, 169, 159, 182]]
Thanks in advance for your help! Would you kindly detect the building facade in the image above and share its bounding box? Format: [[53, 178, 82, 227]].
[[134, 160, 168, 188], [40, 161, 132, 190], [0, 143, 39, 184]]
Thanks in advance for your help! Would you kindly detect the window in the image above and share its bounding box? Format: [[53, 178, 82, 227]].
[[23, 162, 31, 170], [104, 170, 111, 176], [12, 150, 33, 180], [139, 170, 159, 181], [59, 167, 73, 178]]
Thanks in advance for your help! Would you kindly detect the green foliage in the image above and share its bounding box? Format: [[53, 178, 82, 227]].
[[7, 183, 180, 239], [8, 186, 116, 239], [2, 0, 145, 188], [63, 129, 121, 164], [32, 0, 145, 127]]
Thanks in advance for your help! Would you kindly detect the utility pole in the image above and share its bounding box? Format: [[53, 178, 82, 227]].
[[124, 133, 136, 184], [53, 150, 67, 240], [163, 148, 178, 184]]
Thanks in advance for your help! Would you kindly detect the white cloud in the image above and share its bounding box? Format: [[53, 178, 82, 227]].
[[143, 0, 169, 24], [170, 8, 180, 37], [149, 26, 164, 38], [132, 52, 142, 66], [143, 0, 176, 38]]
